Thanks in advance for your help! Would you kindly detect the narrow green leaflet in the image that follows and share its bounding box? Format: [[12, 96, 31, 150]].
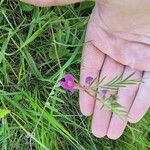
[[0, 109, 10, 119]]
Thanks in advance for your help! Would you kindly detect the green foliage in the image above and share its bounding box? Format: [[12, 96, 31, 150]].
[[20, 2, 34, 12], [0, 0, 149, 150], [98, 73, 141, 90], [0, 109, 10, 118]]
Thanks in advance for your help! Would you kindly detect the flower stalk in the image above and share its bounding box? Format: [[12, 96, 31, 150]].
[[59, 73, 141, 118]]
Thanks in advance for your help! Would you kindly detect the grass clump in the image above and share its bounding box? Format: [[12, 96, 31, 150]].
[[0, 0, 150, 149]]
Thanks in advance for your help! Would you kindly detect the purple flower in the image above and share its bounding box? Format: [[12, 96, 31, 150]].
[[85, 76, 93, 84], [100, 89, 108, 98], [60, 74, 76, 93]]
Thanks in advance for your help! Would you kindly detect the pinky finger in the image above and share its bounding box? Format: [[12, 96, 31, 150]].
[[129, 71, 150, 123]]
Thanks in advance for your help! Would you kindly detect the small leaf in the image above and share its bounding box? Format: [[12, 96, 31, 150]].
[[0, 109, 10, 119]]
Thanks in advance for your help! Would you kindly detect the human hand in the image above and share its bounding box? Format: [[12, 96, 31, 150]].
[[79, 2, 150, 139]]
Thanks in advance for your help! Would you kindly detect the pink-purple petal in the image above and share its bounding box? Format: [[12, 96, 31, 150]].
[[60, 81, 75, 93], [101, 90, 107, 96], [85, 76, 93, 84], [60, 74, 76, 93], [60, 81, 68, 89], [70, 88, 76, 93], [65, 74, 74, 82]]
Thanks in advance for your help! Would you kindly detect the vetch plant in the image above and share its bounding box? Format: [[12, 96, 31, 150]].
[[60, 73, 141, 119]]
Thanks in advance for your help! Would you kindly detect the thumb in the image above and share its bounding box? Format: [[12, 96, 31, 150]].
[[20, 0, 84, 7]]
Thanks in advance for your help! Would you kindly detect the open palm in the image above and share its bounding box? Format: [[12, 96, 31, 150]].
[[79, 2, 150, 139], [21, 0, 150, 139]]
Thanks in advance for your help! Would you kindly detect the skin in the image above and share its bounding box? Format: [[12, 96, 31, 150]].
[[21, 0, 150, 139]]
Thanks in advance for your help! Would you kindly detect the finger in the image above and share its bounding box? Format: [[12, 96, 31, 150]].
[[129, 71, 150, 123], [79, 42, 105, 116], [107, 67, 142, 139], [20, 0, 84, 7], [91, 56, 124, 137]]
